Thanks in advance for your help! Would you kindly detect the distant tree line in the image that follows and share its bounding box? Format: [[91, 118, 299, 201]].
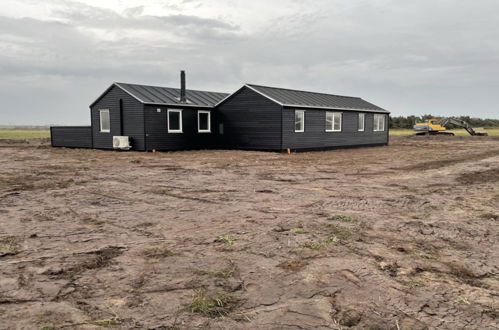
[[389, 115, 499, 129]]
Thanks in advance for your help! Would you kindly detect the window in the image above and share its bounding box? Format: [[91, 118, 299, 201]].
[[326, 112, 342, 132], [358, 113, 365, 132], [198, 111, 211, 133], [99, 109, 110, 133], [168, 109, 183, 133], [295, 110, 305, 132], [374, 114, 385, 131]]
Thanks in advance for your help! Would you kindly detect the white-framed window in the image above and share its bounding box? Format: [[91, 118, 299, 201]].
[[358, 113, 365, 132], [295, 110, 305, 132], [374, 114, 385, 131], [198, 110, 211, 133], [326, 111, 342, 132], [168, 109, 183, 133], [99, 109, 110, 133]]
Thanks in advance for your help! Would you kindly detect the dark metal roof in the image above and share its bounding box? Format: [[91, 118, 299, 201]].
[[242, 84, 388, 113], [117, 82, 229, 107], [91, 82, 229, 108]]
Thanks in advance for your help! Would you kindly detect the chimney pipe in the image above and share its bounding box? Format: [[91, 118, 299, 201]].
[[180, 70, 186, 103]]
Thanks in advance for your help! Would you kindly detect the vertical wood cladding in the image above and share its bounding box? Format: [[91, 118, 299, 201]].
[[216, 87, 282, 150], [90, 85, 145, 150], [144, 106, 216, 151], [57, 83, 389, 152], [282, 109, 388, 150]]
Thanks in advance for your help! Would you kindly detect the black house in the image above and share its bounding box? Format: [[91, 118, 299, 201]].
[[51, 72, 389, 152], [217, 84, 389, 151]]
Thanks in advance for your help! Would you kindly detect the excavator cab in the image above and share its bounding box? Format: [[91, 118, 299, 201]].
[[429, 119, 443, 126]]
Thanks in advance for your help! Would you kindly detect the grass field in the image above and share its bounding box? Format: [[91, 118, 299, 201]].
[[1, 128, 497, 140], [390, 128, 499, 136], [0, 129, 50, 140]]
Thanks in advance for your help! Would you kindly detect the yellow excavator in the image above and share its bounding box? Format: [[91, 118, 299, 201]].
[[413, 118, 488, 136]]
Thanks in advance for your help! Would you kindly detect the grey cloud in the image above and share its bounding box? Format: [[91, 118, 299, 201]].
[[52, 2, 240, 40], [123, 6, 144, 17], [1, 0, 499, 125]]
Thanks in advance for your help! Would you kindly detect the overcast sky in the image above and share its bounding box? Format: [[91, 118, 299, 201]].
[[1, 0, 498, 125]]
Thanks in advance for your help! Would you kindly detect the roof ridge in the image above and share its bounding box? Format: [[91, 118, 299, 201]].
[[246, 83, 362, 100], [115, 82, 229, 95]]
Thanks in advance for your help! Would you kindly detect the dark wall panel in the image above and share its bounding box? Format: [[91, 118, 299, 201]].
[[282, 109, 389, 149], [216, 87, 282, 150], [90, 85, 145, 150], [144, 106, 217, 151], [51, 126, 92, 148]]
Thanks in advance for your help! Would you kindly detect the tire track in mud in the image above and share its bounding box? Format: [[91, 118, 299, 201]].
[[1, 137, 499, 329], [394, 148, 499, 171]]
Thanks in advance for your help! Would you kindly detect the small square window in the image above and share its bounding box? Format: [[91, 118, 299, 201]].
[[168, 109, 183, 133], [326, 112, 342, 132], [198, 111, 211, 133], [295, 110, 305, 132]]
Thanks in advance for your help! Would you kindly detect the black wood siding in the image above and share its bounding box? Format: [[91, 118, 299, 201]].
[[51, 126, 92, 148], [216, 87, 282, 150], [144, 105, 216, 151], [282, 109, 389, 150], [90, 85, 145, 150]]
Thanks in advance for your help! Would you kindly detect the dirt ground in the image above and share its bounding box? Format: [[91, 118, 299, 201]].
[[0, 137, 498, 330]]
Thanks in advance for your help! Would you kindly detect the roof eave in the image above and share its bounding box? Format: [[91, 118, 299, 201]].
[[214, 84, 287, 108], [282, 104, 389, 113], [143, 102, 215, 108], [214, 85, 250, 107], [90, 82, 149, 108], [244, 84, 284, 106], [89, 83, 119, 108], [114, 82, 150, 104]]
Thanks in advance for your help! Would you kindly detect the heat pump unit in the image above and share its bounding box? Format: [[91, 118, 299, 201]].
[[113, 136, 131, 150]]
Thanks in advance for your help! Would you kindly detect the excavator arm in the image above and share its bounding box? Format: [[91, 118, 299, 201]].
[[438, 118, 478, 136]]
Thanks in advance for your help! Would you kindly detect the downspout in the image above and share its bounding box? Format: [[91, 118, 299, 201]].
[[143, 104, 147, 151], [387, 114, 390, 146], [119, 99, 124, 136], [280, 105, 284, 151], [89, 107, 94, 148]]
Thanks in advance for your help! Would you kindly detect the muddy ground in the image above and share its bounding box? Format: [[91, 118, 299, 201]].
[[0, 137, 498, 330]]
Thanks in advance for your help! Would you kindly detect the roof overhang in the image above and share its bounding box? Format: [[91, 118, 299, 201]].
[[142, 102, 214, 108], [282, 104, 390, 113], [89, 83, 116, 108], [90, 82, 145, 108], [214, 85, 248, 107]]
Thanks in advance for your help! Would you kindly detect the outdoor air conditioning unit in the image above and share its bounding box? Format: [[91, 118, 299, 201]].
[[113, 136, 131, 150]]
